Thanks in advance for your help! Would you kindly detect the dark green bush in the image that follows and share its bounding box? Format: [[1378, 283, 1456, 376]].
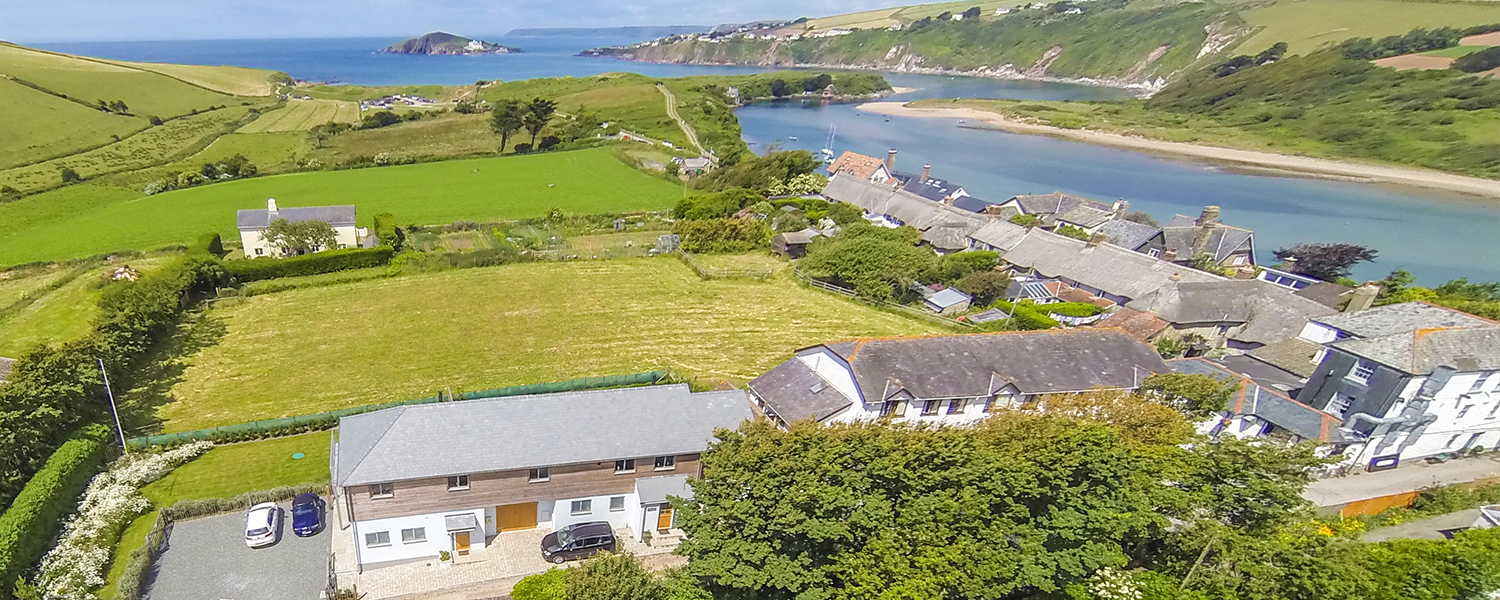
[[372, 213, 404, 251], [1454, 47, 1500, 73], [1041, 301, 1106, 317], [0, 425, 114, 594], [190, 232, 224, 256], [226, 247, 394, 282], [673, 218, 771, 253], [512, 568, 568, 600]]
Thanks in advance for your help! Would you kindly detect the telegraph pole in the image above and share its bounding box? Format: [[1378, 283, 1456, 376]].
[[97, 359, 127, 450]]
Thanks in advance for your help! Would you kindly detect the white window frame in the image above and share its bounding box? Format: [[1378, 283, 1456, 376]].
[[921, 400, 941, 416], [570, 499, 592, 515], [610, 496, 626, 512], [614, 459, 635, 474], [1457, 405, 1472, 419], [400, 527, 426, 544], [529, 467, 549, 483], [654, 455, 676, 471], [1347, 360, 1375, 384], [1147, 248, 1162, 258], [365, 531, 391, 548], [1326, 394, 1353, 417], [1445, 434, 1462, 449], [254, 247, 264, 256], [368, 483, 393, 499], [447, 475, 469, 491], [1311, 348, 1328, 365]]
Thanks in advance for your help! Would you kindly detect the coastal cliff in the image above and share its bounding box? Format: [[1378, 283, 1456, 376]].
[[383, 32, 521, 55]]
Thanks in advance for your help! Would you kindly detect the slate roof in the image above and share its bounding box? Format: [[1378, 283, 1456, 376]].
[[0, 357, 14, 383], [1160, 223, 1254, 263], [904, 178, 962, 202], [1313, 302, 1495, 338], [1009, 192, 1111, 217], [335, 384, 752, 486], [967, 220, 1029, 252], [776, 228, 822, 245], [237, 205, 357, 229], [1295, 281, 1354, 309], [823, 174, 987, 251], [820, 329, 1170, 399], [1095, 219, 1161, 251], [747, 359, 856, 423], [1000, 229, 1223, 300], [826, 151, 887, 180], [951, 195, 993, 213], [636, 474, 694, 504], [1093, 308, 1170, 341], [967, 309, 1008, 323], [1125, 280, 1337, 345], [1247, 337, 1323, 379], [1168, 358, 1349, 443], [1334, 326, 1500, 374]]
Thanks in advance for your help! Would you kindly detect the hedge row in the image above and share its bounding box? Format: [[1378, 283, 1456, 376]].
[[224, 246, 394, 282], [115, 482, 328, 600], [189, 233, 224, 256], [0, 425, 114, 597]]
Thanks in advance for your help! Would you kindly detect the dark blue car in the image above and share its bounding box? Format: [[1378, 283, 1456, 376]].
[[291, 493, 323, 537]]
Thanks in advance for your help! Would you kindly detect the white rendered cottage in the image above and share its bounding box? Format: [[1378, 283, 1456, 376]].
[[236, 198, 361, 257]]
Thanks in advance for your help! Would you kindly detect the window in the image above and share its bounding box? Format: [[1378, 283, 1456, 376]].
[[570, 499, 592, 515], [947, 399, 967, 415], [1472, 372, 1494, 393], [614, 459, 635, 474], [365, 531, 391, 547], [610, 496, 625, 512], [447, 475, 469, 491], [1147, 248, 1162, 258], [1348, 360, 1376, 384], [368, 483, 393, 499], [1326, 394, 1354, 417], [254, 248, 264, 256], [654, 455, 676, 471], [529, 467, 549, 482], [921, 400, 940, 416], [880, 400, 904, 417], [1458, 405, 1473, 418], [400, 527, 426, 544], [1489, 404, 1499, 419], [1446, 434, 1462, 449], [1311, 348, 1328, 365], [1214, 324, 1230, 336]]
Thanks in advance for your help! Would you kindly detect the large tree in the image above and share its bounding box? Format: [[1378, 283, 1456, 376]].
[[262, 218, 336, 256], [800, 225, 933, 301], [489, 99, 527, 152], [524, 97, 558, 148], [1273, 243, 1378, 282]]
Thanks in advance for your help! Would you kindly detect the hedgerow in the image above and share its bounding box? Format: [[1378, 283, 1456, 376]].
[[0, 425, 114, 598], [224, 246, 394, 282]]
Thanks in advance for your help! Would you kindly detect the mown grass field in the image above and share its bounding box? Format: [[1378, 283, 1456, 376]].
[[481, 73, 690, 149], [0, 255, 176, 356], [159, 257, 941, 431], [0, 267, 76, 309], [95, 59, 281, 96], [300, 83, 456, 102], [0, 105, 262, 192], [98, 432, 331, 599], [0, 78, 145, 170], [0, 147, 684, 267], [1237, 0, 1500, 55], [239, 99, 359, 133], [311, 112, 505, 162]]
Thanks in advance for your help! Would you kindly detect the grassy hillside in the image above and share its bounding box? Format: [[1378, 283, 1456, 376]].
[[0, 77, 144, 170], [159, 257, 941, 432], [238, 98, 359, 133], [0, 147, 684, 267], [1237, 0, 1500, 55]]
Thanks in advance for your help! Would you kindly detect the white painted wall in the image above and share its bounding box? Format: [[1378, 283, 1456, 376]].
[[796, 348, 861, 405], [239, 224, 360, 258], [546, 492, 639, 532], [1352, 369, 1500, 463], [1298, 321, 1343, 344], [353, 507, 486, 566]]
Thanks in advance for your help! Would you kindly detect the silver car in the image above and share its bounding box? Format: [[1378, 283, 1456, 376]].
[[244, 502, 281, 548]]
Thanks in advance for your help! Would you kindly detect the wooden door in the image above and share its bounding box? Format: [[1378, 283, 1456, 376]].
[[656, 505, 673, 531], [497, 502, 538, 532], [455, 532, 471, 555]]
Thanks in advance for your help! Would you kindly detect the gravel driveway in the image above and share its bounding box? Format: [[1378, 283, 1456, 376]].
[[147, 500, 330, 600]]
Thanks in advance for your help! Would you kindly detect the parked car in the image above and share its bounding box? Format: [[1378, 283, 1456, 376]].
[[291, 493, 323, 537], [540, 521, 616, 564], [244, 502, 281, 548]]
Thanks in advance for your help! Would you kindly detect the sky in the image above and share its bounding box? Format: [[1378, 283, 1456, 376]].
[[1, 0, 911, 43]]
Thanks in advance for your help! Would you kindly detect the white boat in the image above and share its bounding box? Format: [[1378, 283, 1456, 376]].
[[789, 136, 798, 141]]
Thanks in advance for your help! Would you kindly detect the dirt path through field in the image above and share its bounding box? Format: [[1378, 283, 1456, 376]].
[[857, 101, 1500, 199], [657, 83, 705, 155]]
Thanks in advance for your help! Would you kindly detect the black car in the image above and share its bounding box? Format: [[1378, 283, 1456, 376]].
[[291, 493, 323, 537], [541, 521, 616, 563]]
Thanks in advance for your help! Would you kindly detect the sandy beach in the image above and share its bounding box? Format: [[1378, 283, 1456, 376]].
[[856, 101, 1500, 199]]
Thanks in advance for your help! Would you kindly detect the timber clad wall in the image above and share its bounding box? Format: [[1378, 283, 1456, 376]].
[[348, 454, 701, 521]]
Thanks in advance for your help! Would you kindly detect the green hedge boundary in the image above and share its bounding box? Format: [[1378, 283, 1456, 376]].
[[0, 424, 115, 596], [225, 246, 394, 283], [126, 371, 669, 449]]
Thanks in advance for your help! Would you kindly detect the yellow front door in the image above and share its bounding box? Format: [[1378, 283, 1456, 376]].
[[496, 503, 538, 532], [455, 532, 471, 555], [656, 506, 673, 531]]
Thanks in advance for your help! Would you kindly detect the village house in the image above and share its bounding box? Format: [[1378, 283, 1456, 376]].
[[1170, 357, 1353, 446], [995, 227, 1223, 305], [822, 173, 987, 253], [237, 198, 361, 258], [826, 151, 894, 184], [1124, 277, 1340, 351], [331, 384, 753, 569], [747, 330, 1170, 428], [991, 192, 1126, 234]]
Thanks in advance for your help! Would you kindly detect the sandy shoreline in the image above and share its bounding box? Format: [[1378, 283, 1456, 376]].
[[856, 101, 1500, 199]]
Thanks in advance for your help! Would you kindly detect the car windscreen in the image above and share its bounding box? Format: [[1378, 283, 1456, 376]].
[[555, 529, 573, 547], [247, 527, 269, 537], [294, 504, 316, 517]]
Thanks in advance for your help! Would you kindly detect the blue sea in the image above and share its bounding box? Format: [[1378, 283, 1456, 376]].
[[34, 36, 1500, 284]]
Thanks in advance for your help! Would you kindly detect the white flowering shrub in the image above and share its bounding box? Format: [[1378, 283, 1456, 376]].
[[37, 442, 213, 600], [1087, 567, 1143, 600]]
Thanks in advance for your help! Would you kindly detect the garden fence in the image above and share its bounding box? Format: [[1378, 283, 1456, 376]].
[[125, 371, 669, 449], [676, 250, 774, 280]]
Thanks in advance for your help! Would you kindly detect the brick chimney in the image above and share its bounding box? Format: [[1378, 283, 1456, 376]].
[[1197, 205, 1220, 226], [921, 164, 931, 182], [1345, 283, 1380, 313], [267, 197, 279, 217], [885, 149, 897, 171], [1112, 200, 1129, 217], [1162, 249, 1178, 262]]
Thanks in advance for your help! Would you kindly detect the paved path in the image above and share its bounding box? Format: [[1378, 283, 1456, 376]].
[[1303, 455, 1500, 507], [149, 506, 330, 600], [657, 84, 706, 156]]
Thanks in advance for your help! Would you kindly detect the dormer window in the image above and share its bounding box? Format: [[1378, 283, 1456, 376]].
[[1347, 360, 1376, 384]]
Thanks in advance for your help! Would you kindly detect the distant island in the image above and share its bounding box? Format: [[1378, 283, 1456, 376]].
[[506, 26, 707, 38], [381, 32, 521, 55]]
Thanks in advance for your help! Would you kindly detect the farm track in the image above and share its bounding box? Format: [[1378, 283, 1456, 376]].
[[658, 83, 705, 155]]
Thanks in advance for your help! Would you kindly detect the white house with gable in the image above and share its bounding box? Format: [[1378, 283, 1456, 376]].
[[236, 198, 361, 258]]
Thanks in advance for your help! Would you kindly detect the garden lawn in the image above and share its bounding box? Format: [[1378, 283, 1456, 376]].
[[98, 432, 332, 599], [0, 147, 684, 267], [161, 257, 942, 432]]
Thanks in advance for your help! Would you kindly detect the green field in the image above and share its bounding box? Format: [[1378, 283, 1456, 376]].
[[312, 111, 506, 162], [1237, 0, 1500, 55], [299, 83, 456, 102], [0, 255, 176, 356], [98, 432, 331, 599], [0, 147, 685, 267], [0, 43, 235, 120], [157, 257, 941, 431], [109, 131, 313, 189], [95, 59, 281, 96], [1421, 45, 1491, 58], [239, 99, 359, 133], [0, 266, 76, 309], [0, 78, 146, 170]]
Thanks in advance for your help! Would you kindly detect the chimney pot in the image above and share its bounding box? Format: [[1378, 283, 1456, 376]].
[[1113, 200, 1128, 216], [885, 149, 897, 171], [267, 197, 278, 213], [1198, 205, 1221, 226], [921, 164, 931, 182], [1162, 249, 1178, 262]]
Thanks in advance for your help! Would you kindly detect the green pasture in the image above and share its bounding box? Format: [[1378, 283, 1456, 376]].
[[98, 432, 332, 599], [0, 255, 176, 356], [0, 147, 685, 267], [0, 43, 234, 119], [312, 112, 506, 162], [109, 131, 313, 189], [239, 99, 359, 133], [300, 83, 455, 102], [96, 59, 281, 96], [1421, 45, 1489, 58], [1238, 0, 1500, 55], [0, 267, 76, 310], [160, 257, 941, 431], [0, 78, 146, 170]]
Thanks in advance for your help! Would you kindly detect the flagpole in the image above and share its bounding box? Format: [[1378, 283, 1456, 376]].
[[97, 359, 126, 450]]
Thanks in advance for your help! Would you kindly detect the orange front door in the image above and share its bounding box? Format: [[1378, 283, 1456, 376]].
[[455, 532, 471, 555], [656, 506, 673, 531]]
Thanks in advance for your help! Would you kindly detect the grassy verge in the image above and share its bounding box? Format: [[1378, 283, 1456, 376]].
[[160, 256, 941, 432], [96, 432, 332, 599]]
